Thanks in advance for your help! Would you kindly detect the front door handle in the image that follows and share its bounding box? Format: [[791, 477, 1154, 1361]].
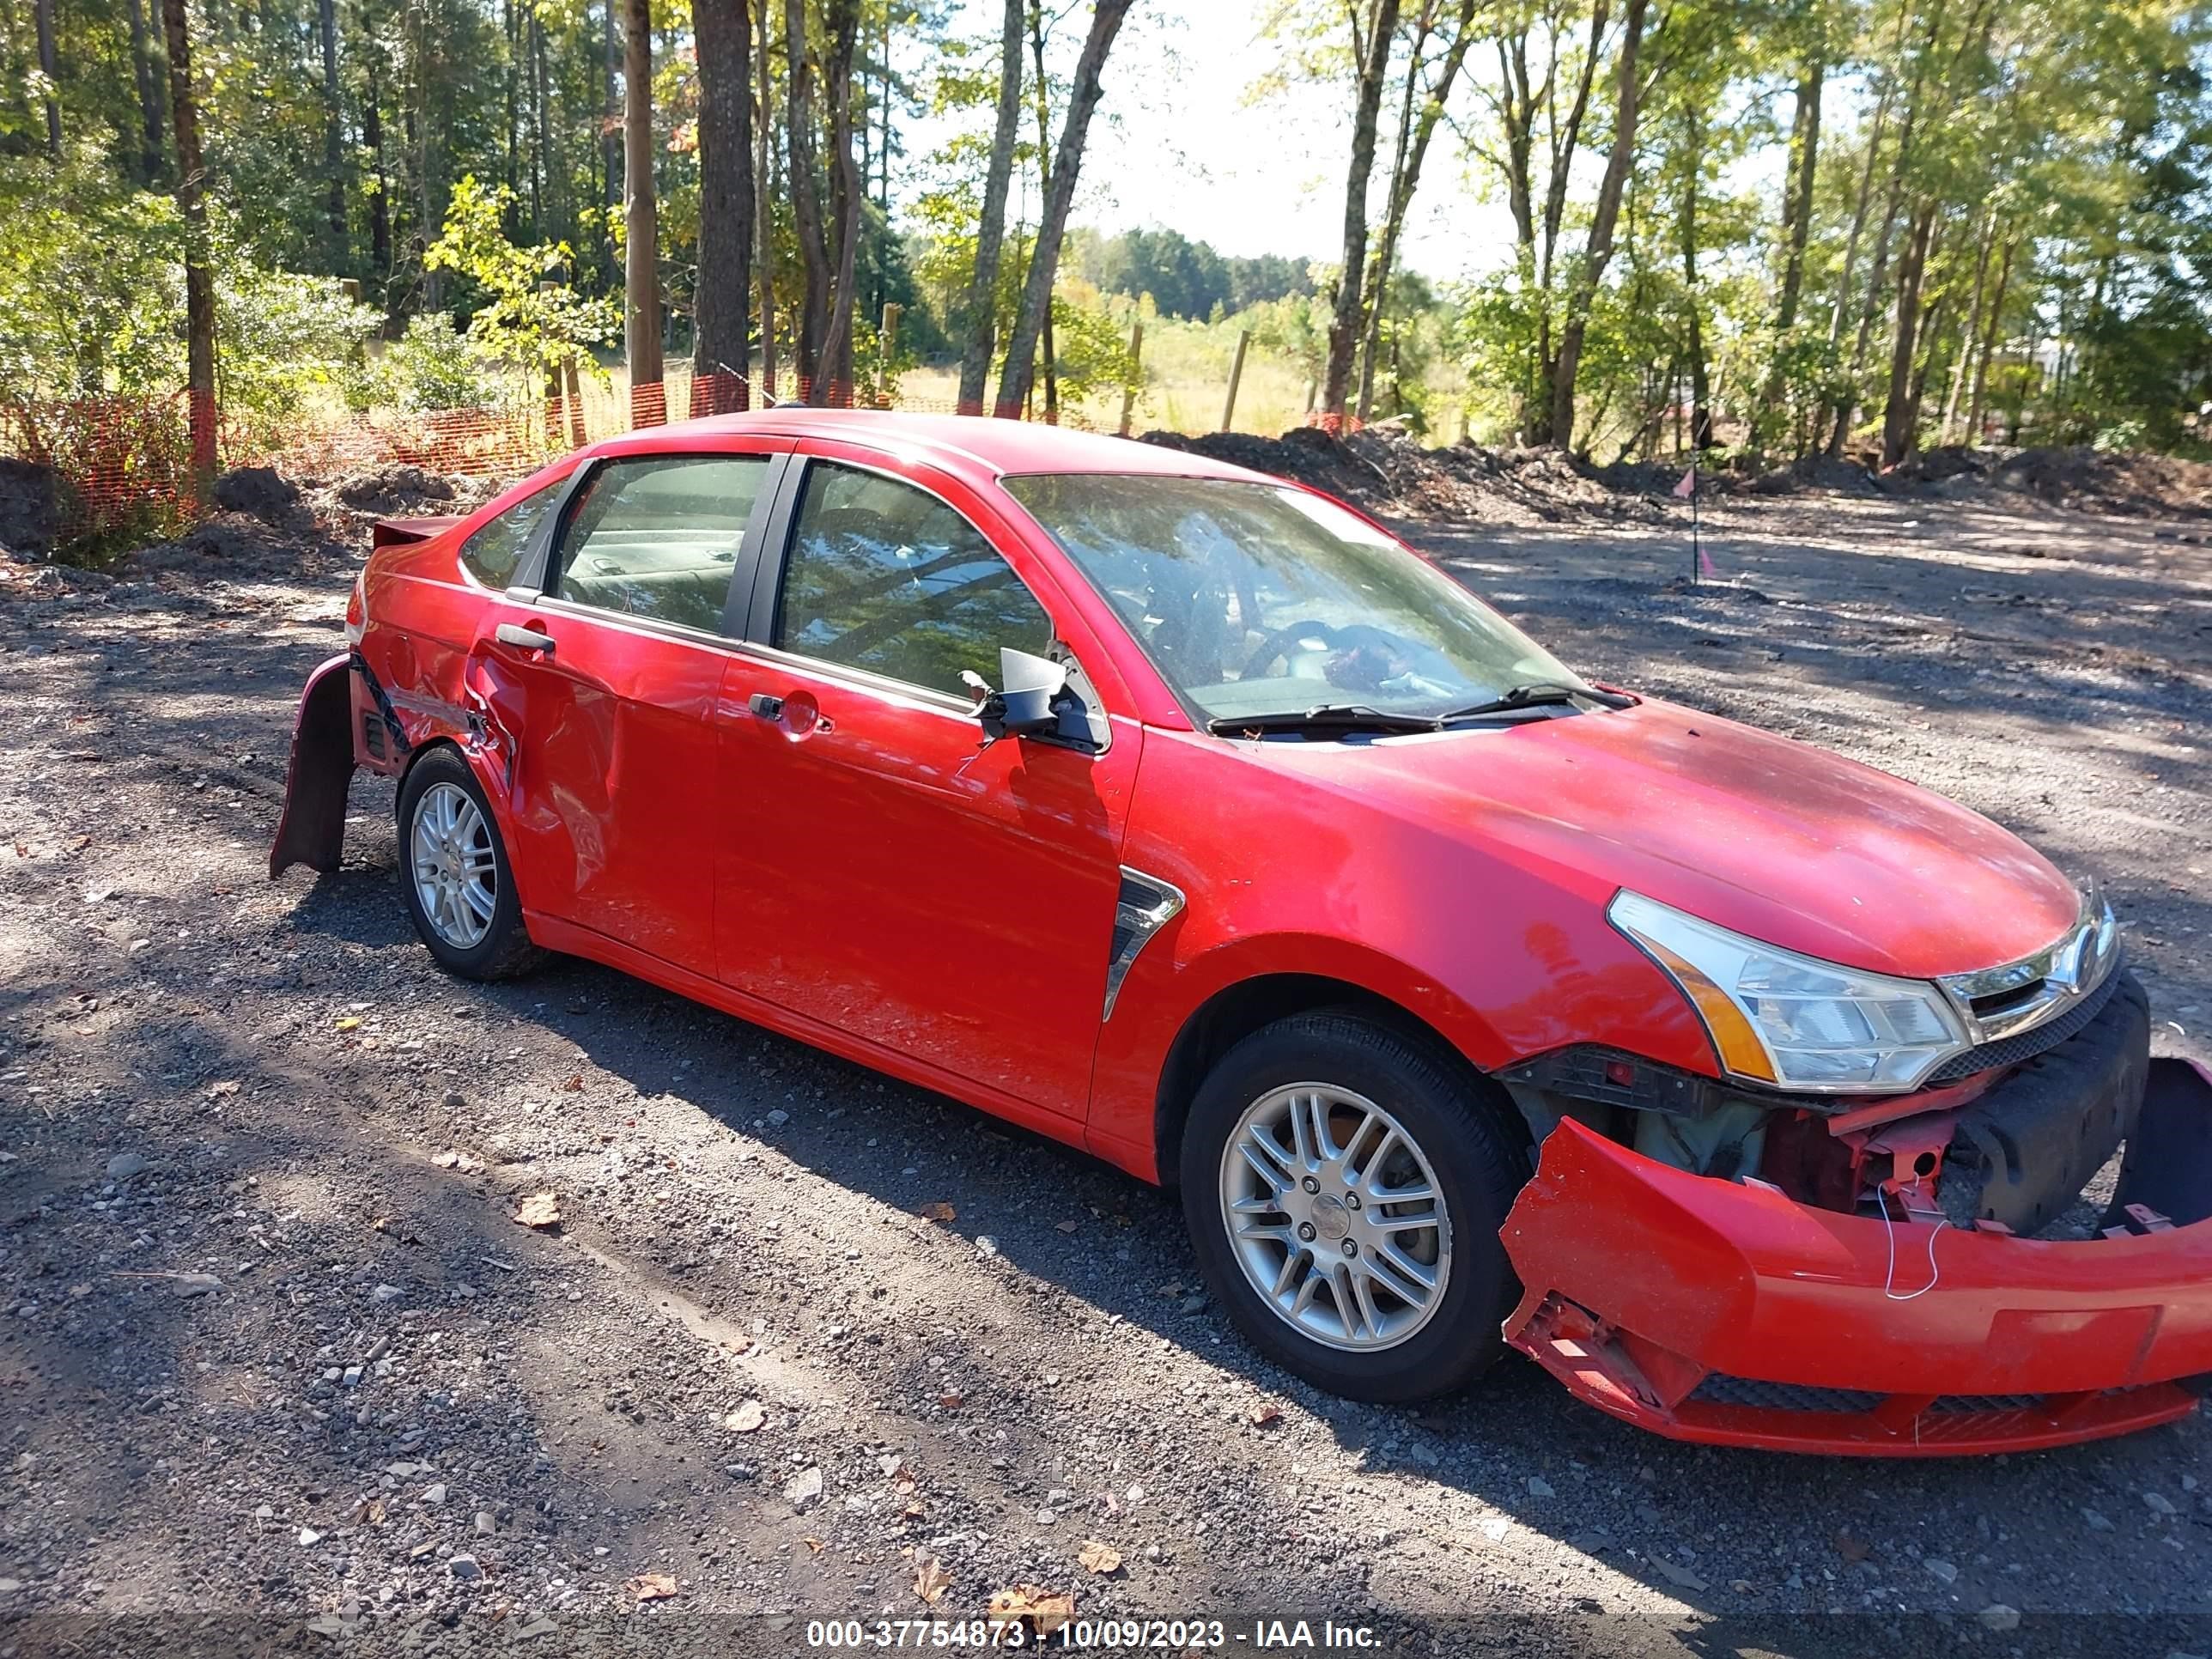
[[747, 692, 784, 720], [495, 623, 555, 653]]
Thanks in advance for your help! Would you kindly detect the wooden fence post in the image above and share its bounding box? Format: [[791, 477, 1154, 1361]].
[[878, 301, 902, 407], [1221, 330, 1251, 433], [1117, 318, 1144, 437]]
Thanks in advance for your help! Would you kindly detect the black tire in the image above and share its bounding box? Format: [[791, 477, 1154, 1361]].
[[394, 746, 544, 981], [1178, 1011, 1528, 1403]]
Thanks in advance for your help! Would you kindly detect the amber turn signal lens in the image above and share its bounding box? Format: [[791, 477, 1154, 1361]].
[[1638, 936, 1778, 1084]]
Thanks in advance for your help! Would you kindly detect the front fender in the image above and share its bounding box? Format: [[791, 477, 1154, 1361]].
[[269, 653, 360, 878]]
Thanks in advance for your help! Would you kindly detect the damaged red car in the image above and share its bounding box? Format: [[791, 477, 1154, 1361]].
[[272, 410, 2212, 1455]]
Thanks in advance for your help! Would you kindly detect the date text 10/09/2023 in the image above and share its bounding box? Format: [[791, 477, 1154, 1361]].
[[805, 1619, 1381, 1650]]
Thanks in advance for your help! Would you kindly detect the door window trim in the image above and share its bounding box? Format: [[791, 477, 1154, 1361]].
[[748, 453, 1057, 689], [513, 447, 792, 642]]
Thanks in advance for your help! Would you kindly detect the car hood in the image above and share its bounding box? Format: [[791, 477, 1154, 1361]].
[[1271, 698, 2083, 980]]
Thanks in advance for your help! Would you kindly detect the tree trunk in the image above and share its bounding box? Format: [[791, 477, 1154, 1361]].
[[1966, 235, 2014, 443], [622, 0, 663, 393], [817, 0, 863, 398], [365, 49, 392, 281], [127, 0, 167, 181], [1547, 0, 1650, 452], [1680, 104, 1711, 450], [35, 0, 61, 158], [1755, 56, 1823, 444], [1028, 3, 1059, 422], [1879, 199, 1937, 466], [1321, 0, 1401, 422], [693, 0, 754, 408], [1941, 210, 1996, 441], [956, 0, 1024, 414], [755, 0, 779, 395], [1825, 83, 1892, 347], [161, 0, 217, 494], [321, 0, 346, 257], [1358, 0, 1476, 422], [785, 0, 832, 387], [1826, 142, 1909, 457], [603, 0, 623, 289], [992, 0, 1133, 417]]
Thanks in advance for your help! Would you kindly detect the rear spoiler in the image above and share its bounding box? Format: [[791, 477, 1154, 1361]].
[[371, 514, 464, 551]]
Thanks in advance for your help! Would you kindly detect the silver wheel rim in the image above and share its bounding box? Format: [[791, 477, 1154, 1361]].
[[1218, 1084, 1452, 1352], [410, 781, 497, 951]]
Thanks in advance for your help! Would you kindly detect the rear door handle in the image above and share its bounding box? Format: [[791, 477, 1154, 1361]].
[[495, 623, 555, 653]]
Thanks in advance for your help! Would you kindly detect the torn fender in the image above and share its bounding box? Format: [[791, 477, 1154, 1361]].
[[1499, 1064, 2212, 1453], [269, 653, 360, 878]]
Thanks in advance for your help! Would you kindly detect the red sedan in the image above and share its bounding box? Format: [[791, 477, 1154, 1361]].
[[271, 410, 2212, 1455]]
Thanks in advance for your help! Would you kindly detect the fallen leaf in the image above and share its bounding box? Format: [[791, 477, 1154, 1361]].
[[802, 1536, 824, 1553], [988, 1585, 1075, 1637], [1832, 1531, 1870, 1565], [12, 842, 25, 858], [561, 1075, 584, 1092], [625, 1571, 678, 1603], [206, 1080, 240, 1098], [913, 1554, 951, 1604], [512, 1192, 562, 1230], [937, 1392, 963, 1411], [334, 1017, 362, 1032], [723, 1400, 766, 1433], [1054, 1218, 1079, 1233], [917, 1201, 957, 1224], [1248, 1403, 1283, 1427], [1077, 1541, 1122, 1576]]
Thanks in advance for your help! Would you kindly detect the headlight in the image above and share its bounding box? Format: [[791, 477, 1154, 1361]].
[[1609, 890, 1971, 1093]]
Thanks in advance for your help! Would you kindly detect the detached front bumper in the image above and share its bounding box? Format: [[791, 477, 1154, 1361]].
[[1501, 1057, 2212, 1455]]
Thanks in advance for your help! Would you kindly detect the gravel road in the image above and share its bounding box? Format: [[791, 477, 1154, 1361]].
[[1, 484, 2208, 1658]]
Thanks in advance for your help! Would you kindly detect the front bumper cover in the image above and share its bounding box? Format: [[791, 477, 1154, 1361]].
[[1500, 1056, 2212, 1455]]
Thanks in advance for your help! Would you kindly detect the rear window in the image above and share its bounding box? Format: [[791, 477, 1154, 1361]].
[[459, 477, 563, 589]]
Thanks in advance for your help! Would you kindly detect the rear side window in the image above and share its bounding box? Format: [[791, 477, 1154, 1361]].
[[775, 461, 1051, 695], [458, 477, 562, 589], [550, 454, 769, 635]]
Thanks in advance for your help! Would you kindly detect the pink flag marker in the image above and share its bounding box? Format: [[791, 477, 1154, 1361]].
[[1673, 465, 1698, 500]]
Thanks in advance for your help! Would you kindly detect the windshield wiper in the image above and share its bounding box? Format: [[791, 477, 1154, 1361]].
[[1206, 702, 1444, 736], [1435, 681, 1630, 721]]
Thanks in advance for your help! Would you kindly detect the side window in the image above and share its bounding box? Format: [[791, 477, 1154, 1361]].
[[550, 454, 770, 635], [458, 477, 562, 589], [775, 461, 1052, 695]]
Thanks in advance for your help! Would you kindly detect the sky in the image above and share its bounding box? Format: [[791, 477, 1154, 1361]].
[[890, 1, 1519, 280]]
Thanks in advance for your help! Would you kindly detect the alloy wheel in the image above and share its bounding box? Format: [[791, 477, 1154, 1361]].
[[1217, 1083, 1453, 1352], [410, 781, 497, 951]]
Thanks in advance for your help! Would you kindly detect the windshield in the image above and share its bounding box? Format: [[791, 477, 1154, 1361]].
[[1001, 473, 1587, 724]]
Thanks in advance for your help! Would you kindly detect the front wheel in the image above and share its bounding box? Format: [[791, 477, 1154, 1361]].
[[1179, 1012, 1527, 1402], [395, 747, 542, 981]]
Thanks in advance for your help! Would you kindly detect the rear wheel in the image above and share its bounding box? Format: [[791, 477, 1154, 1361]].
[[396, 747, 542, 980], [1179, 1012, 1526, 1402]]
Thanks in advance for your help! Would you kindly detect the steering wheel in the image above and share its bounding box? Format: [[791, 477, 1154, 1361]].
[[1240, 619, 1346, 681]]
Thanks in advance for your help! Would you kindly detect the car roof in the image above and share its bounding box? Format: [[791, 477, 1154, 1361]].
[[596, 406, 1274, 487]]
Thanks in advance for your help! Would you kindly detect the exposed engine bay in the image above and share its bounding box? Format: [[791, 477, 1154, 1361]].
[[1497, 969, 2185, 1238]]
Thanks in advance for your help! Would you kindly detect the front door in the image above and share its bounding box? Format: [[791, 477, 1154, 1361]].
[[482, 447, 781, 979], [713, 455, 1139, 1120]]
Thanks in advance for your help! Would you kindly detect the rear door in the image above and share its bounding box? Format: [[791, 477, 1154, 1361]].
[[711, 450, 1139, 1121], [479, 443, 787, 978]]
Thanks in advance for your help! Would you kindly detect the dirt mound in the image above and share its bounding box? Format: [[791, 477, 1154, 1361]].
[[0, 457, 60, 557], [1988, 447, 2212, 518], [330, 463, 460, 516], [212, 464, 304, 521], [122, 511, 351, 584], [1137, 425, 1662, 524], [1746, 454, 1883, 496]]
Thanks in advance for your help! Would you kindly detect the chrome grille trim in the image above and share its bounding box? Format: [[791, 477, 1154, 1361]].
[[1937, 885, 2118, 1048]]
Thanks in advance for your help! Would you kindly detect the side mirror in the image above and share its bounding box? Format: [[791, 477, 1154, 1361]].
[[969, 647, 1068, 742]]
